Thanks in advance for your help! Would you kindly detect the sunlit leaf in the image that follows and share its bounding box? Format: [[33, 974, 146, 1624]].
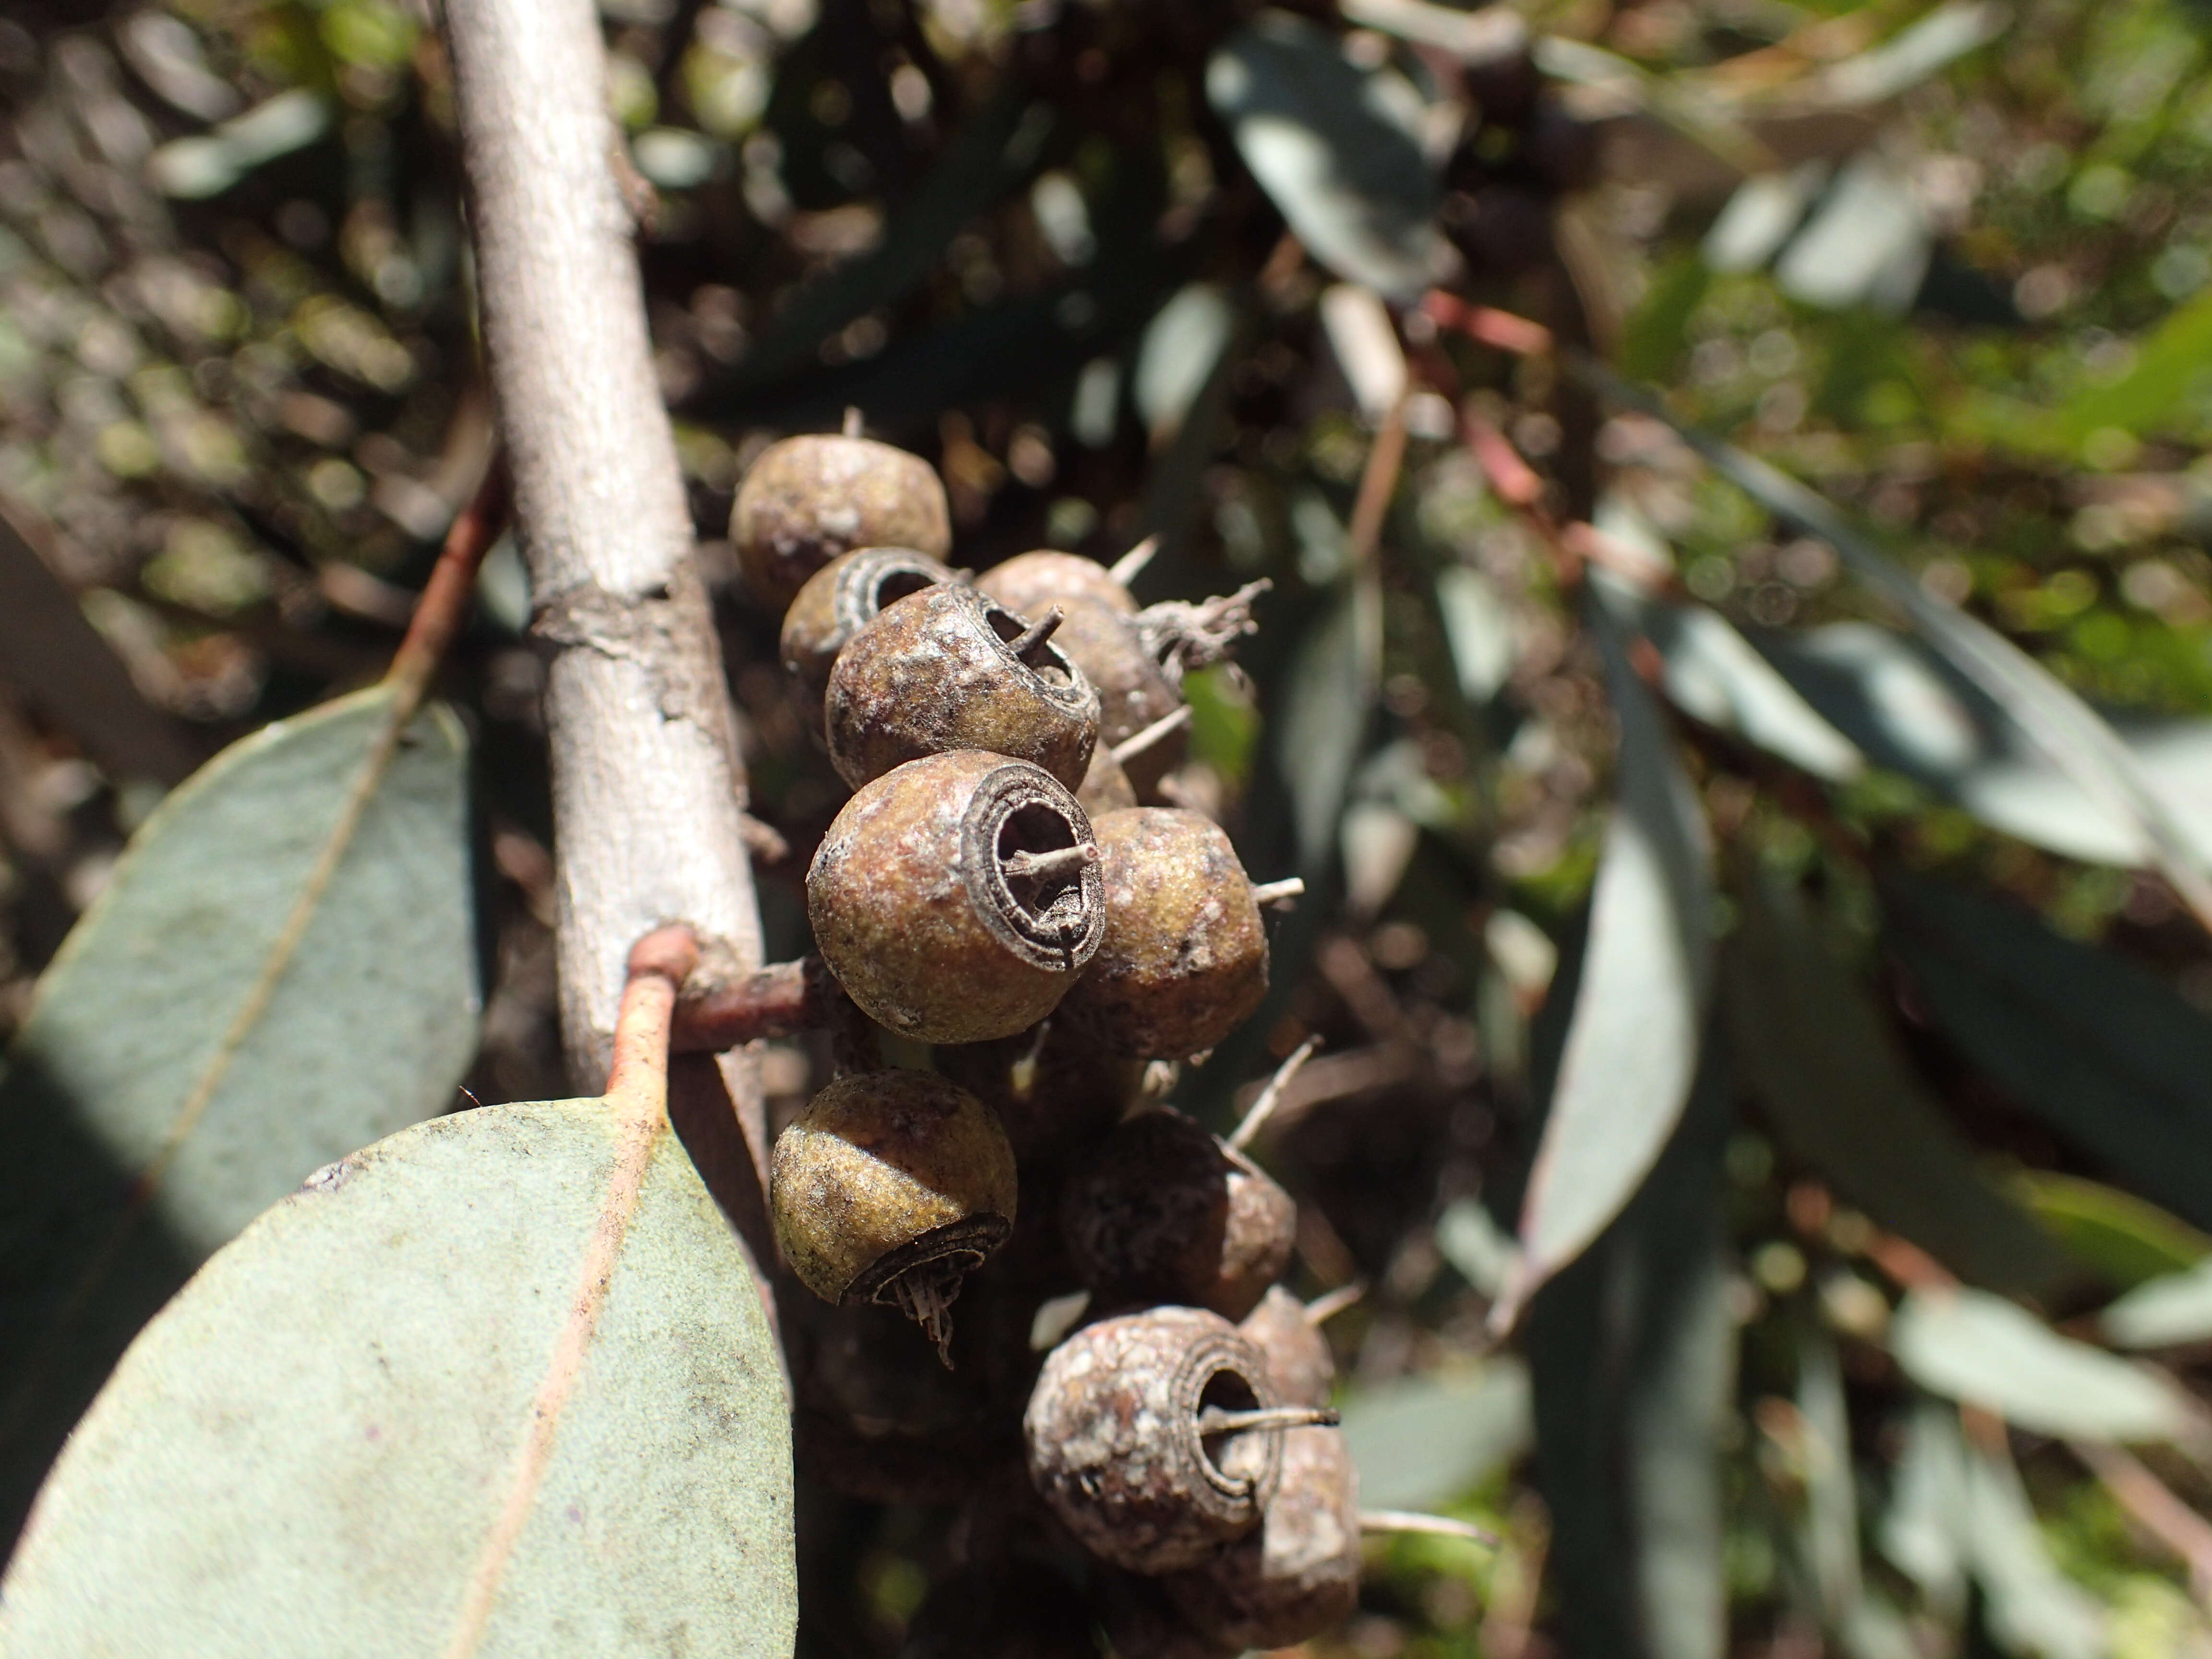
[[0, 687, 479, 1543], [1497, 605, 1713, 1324], [1339, 1362, 1533, 1512], [1206, 12, 1447, 301], [2013, 1172, 2211, 1292], [1277, 582, 1382, 872], [1773, 156, 1929, 313], [2100, 1257, 2212, 1349], [1132, 283, 1237, 443], [1884, 870, 2212, 1238], [1723, 866, 2069, 1296], [1584, 365, 2212, 929], [1889, 1288, 2198, 1444], [0, 1095, 794, 1655]]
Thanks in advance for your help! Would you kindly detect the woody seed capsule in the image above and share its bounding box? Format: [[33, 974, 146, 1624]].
[[1161, 1427, 1362, 1650], [1061, 1108, 1296, 1321], [1023, 1306, 1290, 1573], [1054, 808, 1269, 1061], [976, 548, 1141, 619], [770, 1069, 1016, 1363], [733, 430, 951, 612], [808, 751, 1105, 1043], [824, 584, 1100, 792], [1239, 1286, 1337, 1409], [779, 545, 952, 714]]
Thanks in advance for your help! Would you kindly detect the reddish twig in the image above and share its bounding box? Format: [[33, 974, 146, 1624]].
[[1421, 292, 1556, 358], [669, 954, 839, 1053], [386, 457, 510, 712]]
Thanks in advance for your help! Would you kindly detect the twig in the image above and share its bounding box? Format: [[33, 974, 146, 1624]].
[[1006, 605, 1066, 662], [1227, 1035, 1321, 1152], [1304, 1281, 1366, 1326], [387, 457, 509, 710], [671, 954, 836, 1052], [1348, 394, 1411, 571], [1197, 1405, 1341, 1437], [1111, 704, 1191, 767], [1250, 877, 1305, 910], [1420, 291, 1556, 357], [1109, 535, 1158, 589], [1361, 1510, 1503, 1547], [444, 0, 778, 1318]]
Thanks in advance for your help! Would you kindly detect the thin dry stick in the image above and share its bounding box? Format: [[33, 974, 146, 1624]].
[[1109, 534, 1159, 588], [1111, 703, 1192, 766], [1250, 878, 1306, 909], [1196, 1405, 1341, 1436], [1228, 1035, 1322, 1152], [1361, 1510, 1503, 1547], [1304, 1281, 1366, 1326]]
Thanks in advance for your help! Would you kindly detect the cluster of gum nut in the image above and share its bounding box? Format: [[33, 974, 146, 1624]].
[[730, 421, 1469, 1655]]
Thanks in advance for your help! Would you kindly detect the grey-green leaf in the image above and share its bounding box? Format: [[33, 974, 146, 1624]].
[[1206, 12, 1448, 301], [0, 1097, 794, 1658], [1889, 1288, 2198, 1444], [1723, 867, 2069, 1297], [0, 687, 480, 1541], [1277, 581, 1382, 872], [2100, 1257, 2212, 1349], [1497, 605, 1713, 1324], [1338, 1361, 1533, 1512], [1882, 869, 2212, 1238]]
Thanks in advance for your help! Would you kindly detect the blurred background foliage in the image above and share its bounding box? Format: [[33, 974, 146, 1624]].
[[13, 0, 2212, 1652]]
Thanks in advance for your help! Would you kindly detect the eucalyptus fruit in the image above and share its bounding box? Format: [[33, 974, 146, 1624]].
[[1055, 808, 1272, 1060], [733, 424, 952, 611], [1161, 1427, 1362, 1650], [779, 545, 952, 713], [807, 751, 1104, 1044], [824, 584, 1099, 792], [1061, 1108, 1296, 1321], [1023, 1305, 1328, 1573], [770, 1069, 1017, 1362]]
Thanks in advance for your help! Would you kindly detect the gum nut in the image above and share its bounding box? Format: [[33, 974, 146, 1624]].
[[1046, 602, 1186, 796], [976, 548, 1140, 617], [1161, 1428, 1360, 1651], [733, 431, 951, 612], [779, 545, 953, 711], [1239, 1287, 1335, 1408]]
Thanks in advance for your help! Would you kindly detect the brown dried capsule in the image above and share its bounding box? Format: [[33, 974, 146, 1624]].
[[1239, 1286, 1336, 1409], [808, 751, 1105, 1043], [1024, 1305, 1323, 1573], [1061, 1109, 1296, 1320], [779, 545, 953, 713], [1054, 808, 1268, 1061], [733, 429, 952, 612], [1076, 740, 1138, 817], [1048, 602, 1187, 798], [1094, 1570, 1242, 1659], [770, 1069, 1017, 1362], [976, 548, 1141, 619], [935, 1018, 1141, 1169], [1161, 1428, 1361, 1651], [825, 584, 1100, 792]]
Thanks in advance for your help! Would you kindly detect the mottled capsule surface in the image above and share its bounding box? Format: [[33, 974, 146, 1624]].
[[935, 1018, 1140, 1168], [732, 432, 952, 612], [1046, 602, 1186, 796], [808, 751, 1104, 1043], [1162, 1427, 1361, 1650], [1062, 1109, 1294, 1320], [779, 545, 951, 713], [1239, 1286, 1336, 1409], [769, 1070, 1017, 1311], [1023, 1306, 1286, 1573], [824, 584, 1100, 792], [976, 548, 1140, 619], [1055, 807, 1268, 1060], [1076, 739, 1138, 816]]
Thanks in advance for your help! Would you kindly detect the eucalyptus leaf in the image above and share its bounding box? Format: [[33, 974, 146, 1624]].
[[2013, 1171, 2211, 1291], [2099, 1257, 2212, 1349], [0, 1095, 794, 1657], [1497, 604, 1713, 1325], [0, 686, 480, 1543], [1883, 870, 2212, 1238], [1580, 364, 2212, 925], [1889, 1288, 2198, 1444], [1528, 1046, 1733, 1659], [1723, 866, 2068, 1296], [1277, 583, 1382, 872], [1338, 1362, 1533, 1512], [1206, 12, 1447, 301]]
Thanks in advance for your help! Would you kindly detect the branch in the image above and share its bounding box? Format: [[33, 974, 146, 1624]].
[[443, 0, 778, 1305]]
